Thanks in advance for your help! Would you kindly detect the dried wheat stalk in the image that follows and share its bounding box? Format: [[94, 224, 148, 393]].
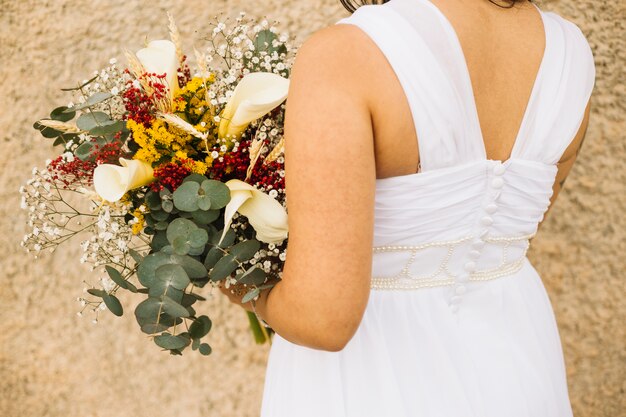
[[167, 12, 184, 65], [264, 138, 285, 163], [37, 119, 83, 133], [246, 138, 265, 180], [157, 113, 207, 141]]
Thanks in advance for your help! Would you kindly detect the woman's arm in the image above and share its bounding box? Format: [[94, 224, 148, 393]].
[[223, 25, 378, 352]]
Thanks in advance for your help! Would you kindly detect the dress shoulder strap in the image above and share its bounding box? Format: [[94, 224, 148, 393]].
[[337, 1, 485, 172], [511, 11, 596, 164]]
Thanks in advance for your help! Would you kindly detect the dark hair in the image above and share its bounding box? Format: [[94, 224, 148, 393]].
[[340, 0, 530, 13]]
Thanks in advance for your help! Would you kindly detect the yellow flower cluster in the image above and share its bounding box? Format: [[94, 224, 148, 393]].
[[128, 119, 194, 164], [172, 150, 210, 175], [131, 209, 145, 235], [173, 77, 213, 118]]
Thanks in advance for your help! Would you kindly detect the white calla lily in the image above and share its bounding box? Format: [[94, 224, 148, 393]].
[[135, 40, 180, 102], [93, 158, 155, 202], [218, 72, 290, 139], [220, 179, 288, 245]]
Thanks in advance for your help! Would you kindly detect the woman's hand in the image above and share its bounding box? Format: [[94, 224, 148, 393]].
[[217, 279, 278, 316]]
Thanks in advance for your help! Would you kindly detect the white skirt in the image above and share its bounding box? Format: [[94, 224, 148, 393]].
[[260, 259, 574, 417]]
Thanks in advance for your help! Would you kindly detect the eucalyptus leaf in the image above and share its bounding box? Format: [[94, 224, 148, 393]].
[[230, 240, 261, 262], [150, 209, 170, 222], [172, 236, 191, 256], [87, 288, 107, 297], [189, 229, 209, 247], [189, 315, 212, 339], [61, 75, 98, 92], [199, 343, 212, 355], [65, 91, 113, 112], [90, 120, 126, 136], [136, 252, 170, 287], [105, 265, 128, 289], [209, 254, 238, 281], [155, 221, 169, 231], [146, 191, 162, 211], [197, 195, 212, 211], [102, 294, 123, 316], [50, 106, 75, 122], [154, 333, 190, 350], [161, 295, 190, 318], [182, 173, 209, 184], [169, 254, 208, 279], [167, 218, 197, 243], [191, 209, 219, 224], [75, 142, 94, 161], [129, 248, 144, 264], [154, 264, 190, 291], [204, 247, 224, 270], [173, 181, 200, 212], [200, 180, 230, 210], [241, 288, 261, 304], [236, 266, 267, 285], [76, 111, 110, 131], [150, 231, 169, 251]]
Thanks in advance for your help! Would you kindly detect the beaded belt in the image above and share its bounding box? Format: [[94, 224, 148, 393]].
[[370, 232, 535, 291]]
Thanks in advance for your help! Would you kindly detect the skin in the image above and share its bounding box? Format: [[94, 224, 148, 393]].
[[220, 0, 592, 351]]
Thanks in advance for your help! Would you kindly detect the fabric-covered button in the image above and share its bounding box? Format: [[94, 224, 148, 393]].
[[455, 285, 466, 295], [450, 296, 462, 304], [464, 261, 476, 272], [481, 216, 494, 226], [491, 178, 504, 189], [472, 240, 485, 250], [451, 304, 459, 313], [493, 164, 506, 176], [485, 204, 498, 214], [469, 250, 481, 259]]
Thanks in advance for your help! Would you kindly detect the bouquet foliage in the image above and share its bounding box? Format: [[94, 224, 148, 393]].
[[20, 13, 296, 355]]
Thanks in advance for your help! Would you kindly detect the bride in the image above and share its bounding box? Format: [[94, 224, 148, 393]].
[[222, 0, 595, 415]]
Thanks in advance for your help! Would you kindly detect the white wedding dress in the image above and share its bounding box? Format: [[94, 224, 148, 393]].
[[261, 0, 595, 416]]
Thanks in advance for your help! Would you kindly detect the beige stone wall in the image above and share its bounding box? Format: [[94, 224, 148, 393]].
[[0, 0, 623, 416]]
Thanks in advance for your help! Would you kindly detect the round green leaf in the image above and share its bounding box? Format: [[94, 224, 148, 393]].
[[161, 295, 190, 318], [172, 236, 191, 255], [154, 264, 190, 291], [197, 195, 211, 211], [169, 254, 208, 279], [199, 343, 212, 355], [191, 209, 219, 224], [167, 218, 197, 242], [189, 229, 209, 247], [182, 173, 208, 184], [189, 315, 212, 339], [173, 181, 200, 212], [200, 180, 231, 209], [154, 333, 190, 350], [76, 111, 110, 131], [136, 252, 170, 287], [135, 298, 161, 319]]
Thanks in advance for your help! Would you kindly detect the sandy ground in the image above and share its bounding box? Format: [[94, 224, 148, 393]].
[[0, 1, 624, 416]]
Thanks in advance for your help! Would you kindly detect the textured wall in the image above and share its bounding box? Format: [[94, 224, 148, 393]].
[[0, 1, 623, 416]]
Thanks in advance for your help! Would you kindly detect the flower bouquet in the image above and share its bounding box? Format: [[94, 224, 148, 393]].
[[20, 13, 295, 355]]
